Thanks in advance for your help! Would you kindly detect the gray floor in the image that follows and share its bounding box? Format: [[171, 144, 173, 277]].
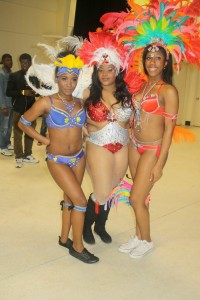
[[0, 124, 200, 300]]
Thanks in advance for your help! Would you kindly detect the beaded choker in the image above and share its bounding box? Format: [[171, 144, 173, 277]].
[[57, 93, 75, 114]]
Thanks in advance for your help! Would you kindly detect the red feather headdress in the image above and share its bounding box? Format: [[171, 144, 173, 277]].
[[78, 31, 128, 74]]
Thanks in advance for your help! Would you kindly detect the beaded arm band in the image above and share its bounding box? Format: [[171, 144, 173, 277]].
[[163, 113, 178, 120], [20, 115, 32, 126]]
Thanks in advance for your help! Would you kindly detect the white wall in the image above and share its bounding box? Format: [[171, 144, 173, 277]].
[[174, 63, 200, 126], [1, 0, 199, 125], [0, 0, 77, 70]]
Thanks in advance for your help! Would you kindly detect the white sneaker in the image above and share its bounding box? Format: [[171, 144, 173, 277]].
[[23, 155, 39, 164], [7, 144, 14, 150], [16, 158, 23, 168], [118, 236, 140, 253], [129, 240, 154, 258], [1, 149, 13, 156]]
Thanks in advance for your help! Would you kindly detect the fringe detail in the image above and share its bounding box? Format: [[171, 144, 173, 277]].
[[109, 179, 151, 208]]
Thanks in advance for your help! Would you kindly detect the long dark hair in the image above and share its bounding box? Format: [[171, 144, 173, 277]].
[[142, 45, 173, 85], [84, 65, 131, 110]]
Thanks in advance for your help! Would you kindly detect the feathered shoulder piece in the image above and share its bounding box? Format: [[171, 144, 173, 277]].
[[25, 57, 58, 96]]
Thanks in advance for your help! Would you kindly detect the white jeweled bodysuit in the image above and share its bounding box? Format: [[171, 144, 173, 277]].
[[86, 99, 132, 153]]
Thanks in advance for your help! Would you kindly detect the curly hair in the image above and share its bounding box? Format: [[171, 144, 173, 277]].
[[84, 65, 131, 110]]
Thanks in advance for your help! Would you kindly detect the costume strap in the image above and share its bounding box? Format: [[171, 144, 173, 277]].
[[157, 84, 164, 95], [163, 113, 178, 120]]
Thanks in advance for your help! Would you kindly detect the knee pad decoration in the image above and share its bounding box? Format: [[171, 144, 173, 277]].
[[109, 179, 151, 208], [60, 200, 86, 212], [60, 200, 74, 211]]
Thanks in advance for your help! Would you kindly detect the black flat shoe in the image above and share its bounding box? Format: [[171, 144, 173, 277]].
[[69, 246, 99, 264], [58, 236, 73, 249], [94, 227, 112, 244]]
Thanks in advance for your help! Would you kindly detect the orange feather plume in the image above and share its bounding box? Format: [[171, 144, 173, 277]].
[[173, 126, 196, 143]]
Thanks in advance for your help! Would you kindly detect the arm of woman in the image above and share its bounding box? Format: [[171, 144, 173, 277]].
[[18, 97, 50, 146], [150, 85, 179, 183]]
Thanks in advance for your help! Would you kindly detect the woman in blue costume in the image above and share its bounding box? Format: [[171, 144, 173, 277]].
[[19, 51, 99, 264]]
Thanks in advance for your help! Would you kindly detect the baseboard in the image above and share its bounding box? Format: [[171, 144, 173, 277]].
[[185, 121, 191, 126]]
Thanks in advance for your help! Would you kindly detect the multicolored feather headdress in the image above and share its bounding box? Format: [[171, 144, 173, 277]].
[[100, 0, 200, 72], [116, 0, 200, 70], [78, 31, 127, 74]]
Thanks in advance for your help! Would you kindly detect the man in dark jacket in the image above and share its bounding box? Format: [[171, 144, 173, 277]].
[[6, 53, 39, 168], [0, 53, 13, 156]]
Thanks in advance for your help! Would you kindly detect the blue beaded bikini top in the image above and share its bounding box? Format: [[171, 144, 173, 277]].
[[46, 96, 86, 128]]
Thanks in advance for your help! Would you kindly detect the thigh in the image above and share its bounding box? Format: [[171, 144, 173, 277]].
[[131, 151, 158, 202], [86, 142, 115, 202], [112, 145, 129, 187], [71, 154, 86, 185], [128, 141, 140, 179], [47, 156, 86, 206]]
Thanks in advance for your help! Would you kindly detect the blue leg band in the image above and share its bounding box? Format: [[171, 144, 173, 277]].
[[73, 205, 86, 212]]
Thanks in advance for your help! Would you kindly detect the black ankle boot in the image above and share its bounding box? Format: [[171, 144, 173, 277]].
[[94, 205, 112, 244], [83, 195, 97, 244]]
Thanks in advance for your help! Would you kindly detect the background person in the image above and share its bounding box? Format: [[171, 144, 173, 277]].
[[6, 53, 39, 168], [0, 53, 13, 156]]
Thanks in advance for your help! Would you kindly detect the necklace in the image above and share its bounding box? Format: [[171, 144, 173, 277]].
[[134, 79, 161, 131], [57, 93, 75, 114], [141, 79, 161, 100]]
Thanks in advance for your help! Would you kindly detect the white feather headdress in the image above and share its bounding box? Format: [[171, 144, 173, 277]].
[[25, 57, 58, 96], [37, 36, 84, 62], [72, 64, 93, 98], [58, 36, 83, 55], [27, 36, 85, 97]]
